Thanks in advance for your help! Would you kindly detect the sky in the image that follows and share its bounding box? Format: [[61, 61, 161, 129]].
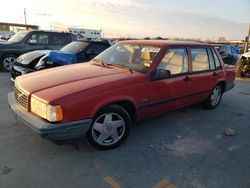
[[0, 0, 249, 40]]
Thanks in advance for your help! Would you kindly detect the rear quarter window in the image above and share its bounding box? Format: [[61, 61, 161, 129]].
[[212, 49, 222, 69], [207, 48, 215, 70]]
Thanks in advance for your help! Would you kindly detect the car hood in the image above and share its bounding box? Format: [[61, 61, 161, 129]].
[[15, 62, 142, 101], [0, 40, 10, 44], [17, 50, 51, 65], [0, 41, 21, 49]]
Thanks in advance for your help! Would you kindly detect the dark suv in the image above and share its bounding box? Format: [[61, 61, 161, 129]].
[[0, 30, 77, 71]]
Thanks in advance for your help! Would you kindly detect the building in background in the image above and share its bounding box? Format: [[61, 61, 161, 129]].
[[0, 22, 38, 38], [68, 27, 102, 40]]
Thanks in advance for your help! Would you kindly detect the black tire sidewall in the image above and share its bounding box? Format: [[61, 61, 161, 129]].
[[0, 54, 17, 72], [87, 105, 131, 150], [203, 84, 222, 109]]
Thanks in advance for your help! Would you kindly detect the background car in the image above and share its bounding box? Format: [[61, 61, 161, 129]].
[[217, 45, 238, 65], [235, 50, 250, 77], [0, 30, 77, 72], [10, 40, 111, 80]]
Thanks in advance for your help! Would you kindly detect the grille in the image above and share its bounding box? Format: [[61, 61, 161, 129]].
[[15, 86, 28, 109]]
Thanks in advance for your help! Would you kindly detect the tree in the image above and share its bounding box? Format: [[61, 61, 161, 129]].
[[155, 36, 163, 40], [217, 36, 227, 42]]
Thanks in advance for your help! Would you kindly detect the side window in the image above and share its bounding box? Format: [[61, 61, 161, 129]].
[[191, 48, 209, 72], [87, 44, 108, 54], [207, 48, 215, 70], [212, 49, 222, 69], [27, 33, 49, 44], [157, 48, 188, 75], [51, 34, 71, 45]]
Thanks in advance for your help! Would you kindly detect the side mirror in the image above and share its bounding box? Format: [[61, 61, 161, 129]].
[[151, 69, 171, 81]]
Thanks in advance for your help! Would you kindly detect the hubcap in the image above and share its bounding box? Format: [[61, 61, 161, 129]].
[[211, 86, 221, 106], [3, 56, 16, 71], [92, 113, 125, 146]]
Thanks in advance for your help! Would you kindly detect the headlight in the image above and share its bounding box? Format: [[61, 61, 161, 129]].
[[31, 96, 63, 122]]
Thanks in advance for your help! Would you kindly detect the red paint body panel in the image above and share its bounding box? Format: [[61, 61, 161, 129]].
[[15, 40, 236, 123]]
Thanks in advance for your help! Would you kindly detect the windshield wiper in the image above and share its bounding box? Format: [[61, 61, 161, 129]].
[[92, 58, 105, 66], [106, 63, 133, 73]]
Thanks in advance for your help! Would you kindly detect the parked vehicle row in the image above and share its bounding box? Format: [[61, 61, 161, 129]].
[[10, 40, 110, 80], [0, 30, 77, 72], [8, 40, 236, 149]]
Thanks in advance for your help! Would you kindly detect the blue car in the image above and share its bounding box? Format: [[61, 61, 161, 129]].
[[218, 45, 238, 65]]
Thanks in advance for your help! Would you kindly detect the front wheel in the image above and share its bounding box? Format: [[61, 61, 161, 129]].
[[0, 55, 17, 72], [87, 105, 131, 150], [202, 84, 223, 109]]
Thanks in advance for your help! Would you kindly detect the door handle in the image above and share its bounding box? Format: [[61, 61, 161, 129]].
[[184, 76, 192, 81]]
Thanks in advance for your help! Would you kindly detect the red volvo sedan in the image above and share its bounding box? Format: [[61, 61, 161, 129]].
[[8, 40, 236, 149]]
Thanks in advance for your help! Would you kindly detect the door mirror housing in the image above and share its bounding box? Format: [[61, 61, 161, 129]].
[[151, 69, 171, 81]]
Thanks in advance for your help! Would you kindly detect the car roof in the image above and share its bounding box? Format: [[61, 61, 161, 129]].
[[30, 30, 72, 34], [74, 40, 111, 46], [119, 40, 213, 48]]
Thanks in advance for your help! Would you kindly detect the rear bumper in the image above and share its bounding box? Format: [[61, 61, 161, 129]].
[[8, 92, 92, 140], [225, 83, 235, 92]]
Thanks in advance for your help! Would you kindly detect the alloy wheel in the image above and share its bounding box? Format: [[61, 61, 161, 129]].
[[3, 56, 16, 71], [211, 86, 222, 106], [91, 113, 126, 146]]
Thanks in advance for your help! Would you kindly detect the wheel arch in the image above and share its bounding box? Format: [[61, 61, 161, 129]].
[[217, 80, 226, 93], [92, 97, 137, 124]]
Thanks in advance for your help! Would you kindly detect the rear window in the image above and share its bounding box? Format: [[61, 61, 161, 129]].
[[51, 33, 71, 45]]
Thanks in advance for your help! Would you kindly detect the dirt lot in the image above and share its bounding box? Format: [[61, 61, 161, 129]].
[[0, 72, 250, 188]]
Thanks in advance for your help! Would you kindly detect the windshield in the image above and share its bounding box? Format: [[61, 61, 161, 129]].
[[60, 41, 89, 54], [94, 43, 161, 73], [8, 31, 29, 43]]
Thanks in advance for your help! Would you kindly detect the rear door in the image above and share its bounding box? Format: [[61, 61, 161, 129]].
[[49, 33, 72, 50], [187, 47, 220, 103]]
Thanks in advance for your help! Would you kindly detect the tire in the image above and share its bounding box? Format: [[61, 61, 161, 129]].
[[202, 84, 223, 109], [87, 104, 131, 150], [0, 54, 17, 72], [241, 71, 246, 77]]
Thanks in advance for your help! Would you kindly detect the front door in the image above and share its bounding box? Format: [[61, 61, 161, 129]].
[[25, 32, 50, 52], [138, 48, 192, 117]]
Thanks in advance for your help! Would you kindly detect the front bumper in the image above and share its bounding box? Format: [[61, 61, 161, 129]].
[[8, 92, 92, 140], [10, 65, 33, 80]]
